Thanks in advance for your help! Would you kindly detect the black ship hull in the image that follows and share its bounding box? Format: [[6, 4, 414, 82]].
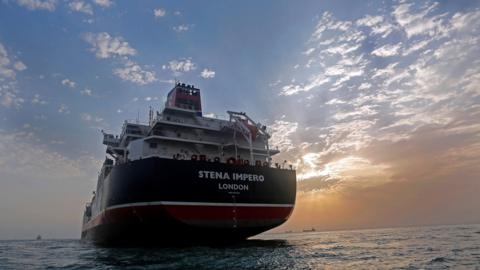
[[81, 157, 296, 245]]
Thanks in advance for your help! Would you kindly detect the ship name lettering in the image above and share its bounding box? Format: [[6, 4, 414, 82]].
[[218, 183, 249, 191], [233, 173, 264, 182], [198, 170, 230, 180], [198, 171, 264, 182]]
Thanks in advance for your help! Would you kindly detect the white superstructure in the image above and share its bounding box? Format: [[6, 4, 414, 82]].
[[101, 82, 279, 167]]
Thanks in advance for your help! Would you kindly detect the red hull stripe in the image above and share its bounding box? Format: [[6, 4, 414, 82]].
[[83, 203, 294, 231], [164, 205, 293, 220]]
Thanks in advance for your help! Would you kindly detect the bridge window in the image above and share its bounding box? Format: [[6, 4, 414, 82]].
[[149, 142, 157, 148]]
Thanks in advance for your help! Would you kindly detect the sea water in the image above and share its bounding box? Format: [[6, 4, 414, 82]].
[[0, 224, 479, 269]]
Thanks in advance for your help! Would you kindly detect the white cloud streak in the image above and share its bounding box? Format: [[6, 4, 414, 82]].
[[0, 42, 15, 78], [163, 58, 196, 74], [371, 43, 402, 57], [82, 32, 156, 85], [58, 104, 70, 114], [80, 88, 92, 96], [93, 0, 113, 8], [68, 1, 93, 15], [83, 32, 137, 59], [0, 42, 26, 108], [173, 24, 190, 32], [271, 1, 480, 196], [15, 0, 56, 11], [200, 68, 215, 79], [13, 61, 27, 71], [114, 61, 156, 85], [61, 78, 76, 88], [154, 8, 166, 18]]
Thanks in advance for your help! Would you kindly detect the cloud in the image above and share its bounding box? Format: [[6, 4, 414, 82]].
[[82, 32, 156, 85], [173, 24, 190, 32], [280, 75, 330, 96], [81, 113, 102, 122], [280, 11, 370, 95], [68, 0, 93, 15], [371, 43, 402, 57], [13, 61, 27, 71], [0, 44, 27, 81], [356, 14, 394, 38], [114, 61, 156, 85], [358, 82, 371, 90], [154, 8, 166, 18], [14, 0, 56, 11], [392, 2, 445, 38], [80, 88, 92, 96], [0, 42, 26, 108], [58, 104, 70, 114], [450, 10, 480, 31], [0, 130, 100, 181], [402, 39, 430, 56], [0, 42, 15, 78], [61, 78, 76, 88], [163, 57, 196, 74], [302, 48, 315, 55], [356, 15, 383, 27], [269, 80, 282, 87], [144, 97, 160, 102], [0, 82, 24, 108], [92, 0, 113, 8], [200, 68, 215, 79], [0, 130, 102, 239], [269, 119, 298, 152], [283, 174, 480, 232], [83, 32, 137, 59], [269, 1, 480, 231], [31, 94, 46, 105], [277, 121, 480, 232]]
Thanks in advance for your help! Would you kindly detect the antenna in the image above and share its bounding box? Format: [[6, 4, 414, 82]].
[[149, 106, 153, 126]]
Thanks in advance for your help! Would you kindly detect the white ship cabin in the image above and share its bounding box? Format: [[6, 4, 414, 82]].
[[101, 82, 291, 170]]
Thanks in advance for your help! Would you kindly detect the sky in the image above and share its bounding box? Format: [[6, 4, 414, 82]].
[[0, 0, 479, 239]]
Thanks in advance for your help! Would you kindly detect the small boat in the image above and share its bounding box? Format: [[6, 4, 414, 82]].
[[302, 228, 316, 233], [36, 235, 42, 240]]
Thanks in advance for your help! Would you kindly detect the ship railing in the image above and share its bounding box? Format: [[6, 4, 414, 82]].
[[170, 153, 295, 170], [145, 130, 267, 150], [153, 114, 226, 131], [124, 119, 149, 125], [129, 150, 296, 170]]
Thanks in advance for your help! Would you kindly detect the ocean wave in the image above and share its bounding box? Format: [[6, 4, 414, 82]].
[[0, 224, 479, 269]]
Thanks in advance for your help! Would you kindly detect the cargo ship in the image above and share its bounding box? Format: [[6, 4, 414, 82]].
[[81, 82, 296, 245]]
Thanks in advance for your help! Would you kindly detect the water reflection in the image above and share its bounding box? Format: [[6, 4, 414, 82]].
[[85, 239, 295, 269], [3, 225, 478, 269]]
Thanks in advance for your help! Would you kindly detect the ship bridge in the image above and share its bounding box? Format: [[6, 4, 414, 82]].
[[99, 82, 291, 171]]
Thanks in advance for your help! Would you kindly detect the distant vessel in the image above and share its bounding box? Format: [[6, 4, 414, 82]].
[[36, 235, 42, 240], [81, 82, 297, 245], [302, 228, 316, 233]]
